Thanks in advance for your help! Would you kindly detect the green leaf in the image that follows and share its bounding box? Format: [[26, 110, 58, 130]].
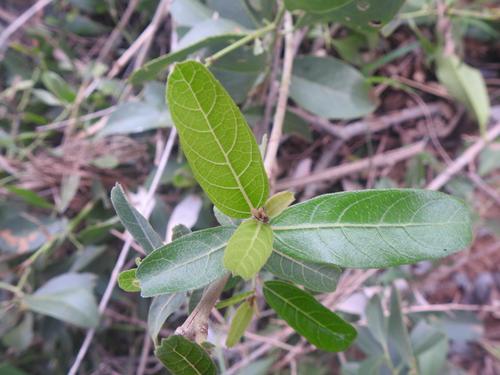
[[213, 206, 241, 227], [436, 54, 490, 134], [264, 248, 340, 292], [5, 186, 53, 209], [130, 34, 243, 84], [285, 0, 353, 13], [365, 294, 387, 348], [263, 281, 357, 352], [224, 219, 273, 280], [110, 184, 164, 254], [23, 273, 99, 328], [290, 56, 376, 120], [137, 227, 234, 296], [172, 224, 192, 240], [2, 313, 33, 351], [117, 269, 140, 292], [216, 290, 254, 309], [387, 286, 415, 368], [300, 0, 406, 33], [272, 189, 472, 268], [226, 299, 255, 347], [167, 60, 269, 218], [148, 293, 186, 341], [411, 321, 448, 375], [41, 71, 76, 103], [155, 335, 216, 375], [264, 191, 295, 218]]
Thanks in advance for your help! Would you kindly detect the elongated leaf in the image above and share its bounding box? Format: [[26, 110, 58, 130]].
[[224, 220, 273, 280], [111, 184, 163, 254], [290, 56, 376, 120], [41, 71, 76, 103], [285, 0, 352, 13], [216, 291, 254, 309], [436, 54, 490, 134], [264, 191, 295, 218], [117, 269, 140, 292], [23, 273, 99, 328], [167, 61, 269, 218], [265, 248, 341, 292], [130, 34, 242, 84], [155, 335, 216, 375], [148, 293, 185, 341], [263, 281, 357, 352], [272, 189, 471, 268], [388, 286, 415, 369], [226, 299, 254, 347], [137, 227, 234, 296]]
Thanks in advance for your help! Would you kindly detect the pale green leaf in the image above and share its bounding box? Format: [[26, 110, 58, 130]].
[[137, 227, 234, 296], [224, 219, 273, 280], [263, 281, 357, 352], [148, 293, 186, 341], [216, 291, 254, 309], [167, 60, 269, 218], [290, 56, 376, 120], [2, 313, 33, 351], [226, 299, 254, 347], [117, 269, 140, 292], [272, 189, 472, 268], [155, 335, 216, 375], [264, 191, 295, 218], [213, 206, 242, 227], [41, 71, 76, 103], [111, 184, 164, 254], [264, 248, 340, 292], [23, 273, 99, 328], [388, 286, 415, 368], [436, 54, 490, 134], [285, 0, 353, 13]]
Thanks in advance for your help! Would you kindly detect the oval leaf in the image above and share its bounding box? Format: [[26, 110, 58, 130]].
[[226, 299, 254, 347], [155, 335, 216, 375], [223, 219, 273, 280], [263, 281, 357, 352], [117, 269, 140, 292], [148, 293, 186, 341], [137, 227, 234, 296], [265, 249, 341, 292], [290, 56, 376, 120], [264, 191, 295, 218], [167, 61, 269, 218], [272, 189, 472, 268]]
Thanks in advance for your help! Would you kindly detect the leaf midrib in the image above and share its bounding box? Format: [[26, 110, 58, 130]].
[[272, 221, 466, 231], [177, 66, 255, 212], [169, 345, 203, 375]]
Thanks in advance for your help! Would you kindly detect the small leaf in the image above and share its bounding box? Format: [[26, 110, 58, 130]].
[[272, 189, 472, 268], [387, 286, 415, 368], [263, 281, 357, 352], [148, 293, 186, 341], [264, 191, 295, 218], [265, 249, 340, 293], [155, 335, 216, 375], [216, 290, 254, 309], [224, 220, 273, 280], [172, 224, 192, 240], [285, 0, 353, 13], [2, 313, 33, 351], [290, 56, 376, 120], [41, 71, 76, 103], [23, 273, 99, 328], [436, 54, 490, 134], [5, 186, 53, 209], [167, 60, 269, 218], [137, 227, 234, 296], [111, 184, 164, 254], [117, 269, 140, 292], [226, 299, 255, 347]]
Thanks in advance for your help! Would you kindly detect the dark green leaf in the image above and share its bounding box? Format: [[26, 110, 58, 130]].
[[263, 281, 357, 352], [265, 248, 340, 292], [148, 293, 186, 341], [285, 0, 352, 13], [155, 335, 216, 375], [110, 184, 164, 254], [118, 269, 140, 292], [172, 224, 192, 240], [290, 56, 376, 120], [272, 189, 472, 268], [137, 227, 234, 296], [167, 61, 269, 218]]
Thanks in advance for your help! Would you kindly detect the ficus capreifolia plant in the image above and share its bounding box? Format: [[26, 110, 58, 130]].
[[112, 59, 472, 374]]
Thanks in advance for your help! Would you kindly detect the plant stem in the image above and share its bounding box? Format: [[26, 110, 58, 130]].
[[0, 281, 23, 298]]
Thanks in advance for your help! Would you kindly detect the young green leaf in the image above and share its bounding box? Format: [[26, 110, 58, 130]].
[[155, 335, 216, 375], [436, 54, 490, 134], [263, 281, 357, 352], [137, 227, 234, 296], [290, 56, 376, 120], [111, 184, 164, 254], [23, 273, 99, 328], [226, 299, 255, 347], [264, 191, 295, 218], [223, 219, 273, 280], [216, 291, 254, 309], [148, 293, 186, 342], [272, 189, 472, 268], [117, 269, 140, 292], [167, 60, 269, 218], [264, 249, 341, 293]]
